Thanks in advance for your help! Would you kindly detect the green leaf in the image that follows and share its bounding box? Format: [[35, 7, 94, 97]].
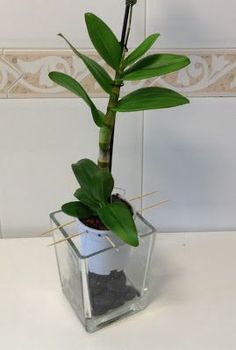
[[73, 160, 114, 206], [74, 188, 99, 211], [91, 105, 104, 127], [48, 72, 104, 127], [85, 13, 122, 70], [72, 159, 99, 192], [113, 87, 189, 112], [92, 171, 114, 203], [61, 201, 93, 219], [123, 54, 191, 80], [123, 33, 160, 67], [58, 33, 113, 94], [97, 202, 139, 247]]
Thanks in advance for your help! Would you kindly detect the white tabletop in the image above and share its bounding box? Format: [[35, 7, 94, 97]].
[[0, 232, 236, 350]]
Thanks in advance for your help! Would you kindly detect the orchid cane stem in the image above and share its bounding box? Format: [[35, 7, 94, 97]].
[[98, 2, 136, 172]]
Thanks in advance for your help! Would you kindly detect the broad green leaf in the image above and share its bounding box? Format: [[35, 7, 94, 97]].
[[74, 188, 99, 211], [61, 201, 93, 219], [92, 171, 114, 204], [123, 33, 160, 67], [72, 159, 99, 192], [73, 160, 114, 206], [123, 54, 190, 80], [113, 87, 189, 112], [97, 202, 139, 247], [91, 105, 104, 127], [85, 13, 122, 70], [48, 72, 104, 126], [58, 33, 113, 94]]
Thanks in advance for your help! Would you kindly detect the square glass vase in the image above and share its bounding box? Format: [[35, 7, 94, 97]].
[[50, 210, 156, 333]]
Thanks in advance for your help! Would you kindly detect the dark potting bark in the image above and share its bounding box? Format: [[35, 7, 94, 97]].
[[88, 270, 138, 316]]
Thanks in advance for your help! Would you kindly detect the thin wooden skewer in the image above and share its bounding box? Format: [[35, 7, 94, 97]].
[[105, 235, 120, 252], [46, 194, 165, 247], [48, 231, 86, 247], [129, 191, 157, 202], [138, 199, 169, 213], [42, 191, 156, 236], [41, 220, 76, 236], [104, 235, 117, 249]]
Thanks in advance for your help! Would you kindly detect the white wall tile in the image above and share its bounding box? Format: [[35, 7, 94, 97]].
[[143, 98, 236, 232], [0, 0, 145, 48], [0, 99, 142, 237], [147, 0, 236, 48], [113, 112, 143, 209]]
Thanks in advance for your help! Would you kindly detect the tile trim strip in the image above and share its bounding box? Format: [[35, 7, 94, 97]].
[[0, 48, 236, 98]]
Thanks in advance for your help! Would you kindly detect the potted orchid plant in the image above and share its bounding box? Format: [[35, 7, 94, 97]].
[[49, 0, 190, 332]]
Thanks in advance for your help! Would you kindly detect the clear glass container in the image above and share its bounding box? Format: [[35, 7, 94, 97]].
[[50, 210, 156, 333]]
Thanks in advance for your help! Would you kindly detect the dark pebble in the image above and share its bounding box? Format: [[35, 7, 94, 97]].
[[92, 291, 115, 316], [110, 270, 126, 284], [107, 278, 126, 292], [110, 295, 125, 309], [92, 304, 110, 316], [89, 270, 138, 316], [89, 272, 108, 296], [89, 272, 110, 285], [106, 270, 126, 291], [123, 285, 138, 301]]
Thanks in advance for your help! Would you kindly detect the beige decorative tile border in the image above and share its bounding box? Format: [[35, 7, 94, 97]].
[[152, 49, 236, 97], [0, 49, 236, 98]]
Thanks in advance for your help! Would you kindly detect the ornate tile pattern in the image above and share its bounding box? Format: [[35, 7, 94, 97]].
[[151, 49, 236, 97], [0, 50, 22, 98], [0, 49, 236, 98]]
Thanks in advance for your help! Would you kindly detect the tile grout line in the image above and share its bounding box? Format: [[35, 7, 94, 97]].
[[140, 0, 148, 213], [0, 222, 3, 239], [1, 50, 24, 98], [6, 73, 24, 98]]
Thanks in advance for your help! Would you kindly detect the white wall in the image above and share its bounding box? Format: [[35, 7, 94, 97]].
[[143, 98, 236, 231], [144, 0, 236, 231], [147, 0, 236, 48], [0, 0, 236, 236], [0, 0, 145, 48]]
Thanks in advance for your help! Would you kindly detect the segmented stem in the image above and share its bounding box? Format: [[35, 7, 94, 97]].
[[126, 0, 137, 5], [98, 77, 122, 171], [97, 2, 135, 172]]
